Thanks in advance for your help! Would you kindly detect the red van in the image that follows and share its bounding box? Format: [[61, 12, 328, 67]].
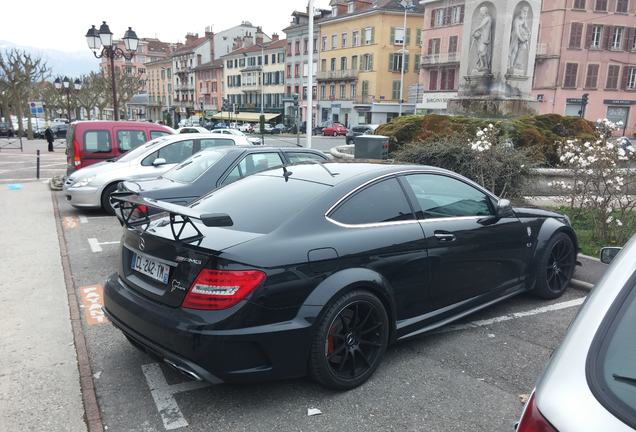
[[66, 121, 174, 174]]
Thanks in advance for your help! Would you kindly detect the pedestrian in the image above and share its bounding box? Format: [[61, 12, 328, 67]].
[[44, 126, 55, 152]]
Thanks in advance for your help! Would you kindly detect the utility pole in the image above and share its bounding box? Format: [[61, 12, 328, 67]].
[[307, 0, 314, 149], [398, 0, 413, 117]]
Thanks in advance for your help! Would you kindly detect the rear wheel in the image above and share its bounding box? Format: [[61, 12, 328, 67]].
[[101, 182, 120, 215], [533, 233, 576, 299], [309, 290, 389, 390], [333, 131, 338, 137]]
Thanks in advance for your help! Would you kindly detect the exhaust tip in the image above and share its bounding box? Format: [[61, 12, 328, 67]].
[[163, 359, 203, 381]]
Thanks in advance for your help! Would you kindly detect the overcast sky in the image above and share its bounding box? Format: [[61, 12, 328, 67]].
[[0, 0, 331, 52]]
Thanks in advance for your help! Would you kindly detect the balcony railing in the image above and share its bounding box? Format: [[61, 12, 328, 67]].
[[535, 43, 560, 59], [316, 69, 359, 81], [420, 53, 460, 67]]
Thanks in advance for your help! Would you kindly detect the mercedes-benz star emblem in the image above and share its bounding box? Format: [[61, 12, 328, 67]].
[[139, 237, 145, 251]]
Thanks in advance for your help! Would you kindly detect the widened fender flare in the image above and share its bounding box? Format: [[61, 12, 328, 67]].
[[528, 218, 578, 288]]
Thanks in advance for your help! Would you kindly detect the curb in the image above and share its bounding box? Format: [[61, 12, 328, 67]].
[[571, 278, 595, 292]]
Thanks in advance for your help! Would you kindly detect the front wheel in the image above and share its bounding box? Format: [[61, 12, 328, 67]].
[[101, 183, 120, 215], [532, 233, 576, 299], [309, 290, 389, 390]]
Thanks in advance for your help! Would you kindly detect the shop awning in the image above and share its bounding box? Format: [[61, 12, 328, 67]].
[[211, 112, 281, 122]]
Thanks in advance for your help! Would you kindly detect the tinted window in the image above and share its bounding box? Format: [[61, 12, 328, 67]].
[[180, 128, 199, 134], [116, 137, 169, 163], [150, 131, 170, 140], [330, 178, 413, 225], [83, 130, 111, 153], [117, 130, 147, 151], [286, 152, 328, 164], [193, 176, 329, 234], [142, 140, 194, 166], [199, 138, 236, 149], [220, 152, 284, 186], [403, 174, 492, 218], [163, 150, 226, 183]]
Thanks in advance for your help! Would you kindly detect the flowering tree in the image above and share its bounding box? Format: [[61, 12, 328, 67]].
[[552, 119, 636, 243]]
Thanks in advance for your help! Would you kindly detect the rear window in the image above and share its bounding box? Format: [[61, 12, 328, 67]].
[[163, 150, 226, 183], [200, 138, 236, 149], [151, 130, 171, 139], [117, 130, 147, 151], [588, 278, 636, 428], [286, 152, 328, 164], [83, 130, 111, 153], [192, 175, 329, 234]]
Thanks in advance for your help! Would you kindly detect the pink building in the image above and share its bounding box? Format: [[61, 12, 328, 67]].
[[417, 0, 636, 136], [194, 60, 224, 113]]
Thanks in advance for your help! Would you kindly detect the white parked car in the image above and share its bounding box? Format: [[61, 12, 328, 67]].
[[210, 128, 262, 145], [177, 126, 210, 134], [63, 133, 242, 214], [238, 123, 254, 133]]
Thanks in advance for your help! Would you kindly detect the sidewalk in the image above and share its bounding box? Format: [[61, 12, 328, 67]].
[[0, 182, 86, 431]]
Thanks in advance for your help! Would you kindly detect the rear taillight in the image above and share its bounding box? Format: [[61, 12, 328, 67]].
[[73, 133, 81, 167], [182, 269, 266, 310], [131, 204, 148, 219], [517, 393, 558, 432]]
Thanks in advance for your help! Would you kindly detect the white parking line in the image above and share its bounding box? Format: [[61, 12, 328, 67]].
[[141, 363, 209, 430], [438, 297, 586, 334], [88, 238, 120, 253], [79, 216, 88, 224]]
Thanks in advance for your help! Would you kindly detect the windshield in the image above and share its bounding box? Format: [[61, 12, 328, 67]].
[[192, 174, 329, 234], [115, 136, 170, 162], [163, 149, 227, 183]]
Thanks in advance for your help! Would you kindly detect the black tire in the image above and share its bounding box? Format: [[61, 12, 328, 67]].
[[333, 131, 338, 137], [309, 290, 389, 390], [101, 182, 120, 215], [533, 232, 576, 299]]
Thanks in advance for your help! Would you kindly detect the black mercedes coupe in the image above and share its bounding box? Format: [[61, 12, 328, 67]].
[[105, 163, 577, 390]]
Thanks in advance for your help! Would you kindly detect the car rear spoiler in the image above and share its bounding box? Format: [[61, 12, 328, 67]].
[[111, 191, 233, 242]]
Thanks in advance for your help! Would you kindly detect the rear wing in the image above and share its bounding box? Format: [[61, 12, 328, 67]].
[[111, 191, 233, 242]]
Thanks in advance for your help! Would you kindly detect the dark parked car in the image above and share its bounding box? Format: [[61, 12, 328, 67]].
[[106, 163, 577, 390], [213, 122, 228, 129], [0, 122, 14, 137], [346, 124, 380, 144], [119, 146, 329, 212], [52, 124, 68, 139]]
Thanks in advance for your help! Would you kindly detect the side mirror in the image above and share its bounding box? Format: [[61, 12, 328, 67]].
[[152, 158, 167, 167], [496, 199, 513, 218], [600, 247, 622, 265]]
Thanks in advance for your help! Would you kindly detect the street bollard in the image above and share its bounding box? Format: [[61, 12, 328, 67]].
[[36, 150, 40, 179]]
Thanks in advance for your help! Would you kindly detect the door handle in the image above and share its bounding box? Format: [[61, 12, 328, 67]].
[[434, 231, 456, 242]]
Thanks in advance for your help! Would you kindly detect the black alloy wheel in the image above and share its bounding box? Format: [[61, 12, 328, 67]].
[[534, 233, 576, 299], [101, 182, 120, 216], [310, 290, 389, 390]]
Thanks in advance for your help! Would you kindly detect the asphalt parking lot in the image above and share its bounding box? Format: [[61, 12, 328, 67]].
[[54, 192, 588, 432], [0, 138, 67, 183]]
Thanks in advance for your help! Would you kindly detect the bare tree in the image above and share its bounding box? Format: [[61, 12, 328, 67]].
[[75, 72, 104, 120], [104, 68, 145, 120]]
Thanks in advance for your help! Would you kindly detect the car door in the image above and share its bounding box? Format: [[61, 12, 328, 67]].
[[135, 139, 195, 180], [400, 173, 529, 310]]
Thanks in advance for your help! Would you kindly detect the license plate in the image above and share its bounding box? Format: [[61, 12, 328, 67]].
[[131, 252, 170, 284]]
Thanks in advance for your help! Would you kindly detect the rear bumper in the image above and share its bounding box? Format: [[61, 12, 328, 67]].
[[103, 274, 314, 384]]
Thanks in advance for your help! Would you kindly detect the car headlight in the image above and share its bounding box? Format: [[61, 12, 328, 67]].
[[72, 176, 96, 188]]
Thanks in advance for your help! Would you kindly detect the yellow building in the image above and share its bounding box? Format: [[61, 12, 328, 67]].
[[316, 0, 424, 126], [145, 57, 173, 124]]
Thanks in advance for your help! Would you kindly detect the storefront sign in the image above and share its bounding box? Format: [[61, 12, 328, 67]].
[[566, 98, 583, 104], [418, 92, 457, 110], [604, 99, 636, 106]]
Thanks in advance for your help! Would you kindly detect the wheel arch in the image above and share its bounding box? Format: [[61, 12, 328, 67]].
[[527, 218, 578, 289]]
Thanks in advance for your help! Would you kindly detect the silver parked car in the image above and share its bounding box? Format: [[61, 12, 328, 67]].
[[516, 236, 636, 431], [63, 133, 243, 214], [211, 128, 262, 145]]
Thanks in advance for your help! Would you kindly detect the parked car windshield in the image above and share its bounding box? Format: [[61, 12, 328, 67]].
[[115, 136, 170, 163], [192, 175, 329, 234], [163, 149, 227, 183]]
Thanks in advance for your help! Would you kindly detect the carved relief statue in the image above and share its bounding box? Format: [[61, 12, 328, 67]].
[[471, 6, 493, 74], [508, 6, 531, 74]]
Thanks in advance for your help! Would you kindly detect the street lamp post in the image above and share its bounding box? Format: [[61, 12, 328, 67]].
[[398, 0, 414, 117], [54, 76, 82, 120], [85, 22, 139, 121]]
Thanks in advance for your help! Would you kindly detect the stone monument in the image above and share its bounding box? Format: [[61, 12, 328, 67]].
[[448, 0, 541, 117]]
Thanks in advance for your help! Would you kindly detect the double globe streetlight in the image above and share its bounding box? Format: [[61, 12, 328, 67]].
[[54, 76, 82, 120], [85, 21, 139, 121]]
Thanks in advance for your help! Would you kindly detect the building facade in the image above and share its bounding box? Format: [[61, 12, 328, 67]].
[[222, 33, 287, 119], [213, 22, 272, 59], [417, 0, 636, 136], [145, 58, 173, 123], [194, 60, 224, 114], [315, 0, 425, 127]]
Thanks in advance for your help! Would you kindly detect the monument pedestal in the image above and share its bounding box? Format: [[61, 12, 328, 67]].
[[447, 98, 538, 118]]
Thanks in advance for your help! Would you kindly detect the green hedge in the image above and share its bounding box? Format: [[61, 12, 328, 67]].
[[376, 114, 597, 166]]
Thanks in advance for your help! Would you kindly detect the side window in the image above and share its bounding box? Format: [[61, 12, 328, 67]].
[[83, 130, 111, 153], [199, 138, 236, 149], [330, 178, 413, 225], [220, 152, 284, 186], [221, 165, 243, 186], [150, 131, 170, 140], [117, 130, 147, 152], [142, 140, 194, 166], [403, 174, 492, 218], [286, 152, 328, 164]]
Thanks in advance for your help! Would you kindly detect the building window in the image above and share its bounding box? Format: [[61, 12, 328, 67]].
[[332, 6, 338, 16], [352, 31, 360, 47], [330, 58, 336, 71], [429, 70, 438, 90], [361, 54, 373, 71], [428, 38, 441, 55], [611, 27, 624, 50], [340, 83, 346, 99], [286, 64, 292, 78], [342, 33, 348, 48], [606, 65, 621, 89], [563, 63, 578, 88], [627, 67, 636, 89], [364, 27, 374, 45], [351, 83, 357, 99], [449, 36, 458, 53], [390, 53, 403, 72], [569, 23, 584, 48], [393, 27, 405, 45], [321, 59, 327, 72], [616, 0, 629, 12], [304, 38, 308, 54], [295, 40, 300, 56], [361, 80, 369, 100], [341, 56, 347, 70], [348, 1, 354, 13], [573, 0, 586, 9], [392, 80, 401, 100], [440, 67, 456, 90], [432, 9, 444, 27], [332, 34, 338, 49], [451, 5, 465, 24], [589, 25, 603, 48], [320, 84, 326, 99], [329, 84, 335, 98], [321, 36, 327, 51], [585, 64, 599, 88], [294, 63, 300, 77], [352, 55, 359, 70], [595, 0, 607, 11]]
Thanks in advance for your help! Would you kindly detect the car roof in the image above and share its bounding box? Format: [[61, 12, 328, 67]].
[[198, 146, 324, 156]]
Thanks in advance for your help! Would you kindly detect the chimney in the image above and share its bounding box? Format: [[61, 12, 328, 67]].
[[185, 33, 199, 44], [255, 27, 264, 46], [271, 33, 279, 42], [243, 32, 254, 48], [205, 25, 214, 40]]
